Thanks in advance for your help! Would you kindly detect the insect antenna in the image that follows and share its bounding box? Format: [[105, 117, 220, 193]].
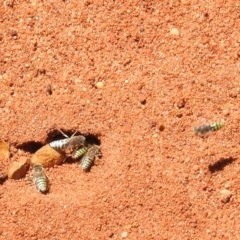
[[57, 129, 69, 138], [57, 129, 78, 139]]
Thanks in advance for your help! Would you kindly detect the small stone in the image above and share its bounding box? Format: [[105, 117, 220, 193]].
[[30, 144, 66, 168], [170, 27, 180, 36], [121, 231, 128, 238], [159, 124, 165, 131], [95, 81, 104, 89], [224, 181, 232, 189], [0, 139, 10, 160], [220, 189, 232, 203], [8, 158, 29, 180], [123, 58, 131, 66], [176, 99, 186, 108], [229, 90, 238, 98], [139, 98, 147, 105], [84, 0, 92, 6], [10, 30, 18, 39], [5, 0, 14, 7], [176, 112, 183, 118], [223, 109, 229, 116]]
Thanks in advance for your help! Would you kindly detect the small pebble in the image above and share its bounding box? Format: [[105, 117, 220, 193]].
[[0, 139, 10, 160], [224, 181, 232, 189], [8, 158, 29, 180], [31, 144, 66, 168], [123, 58, 131, 66], [170, 27, 180, 36], [10, 30, 18, 39], [176, 99, 186, 108], [176, 112, 183, 118], [5, 0, 14, 7], [220, 189, 232, 203], [223, 109, 230, 116], [121, 231, 128, 238], [159, 124, 165, 131], [95, 81, 104, 89]]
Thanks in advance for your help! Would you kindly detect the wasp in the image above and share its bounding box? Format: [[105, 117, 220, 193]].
[[32, 163, 49, 193], [49, 130, 86, 151], [73, 146, 88, 159], [194, 122, 224, 135], [80, 145, 101, 171]]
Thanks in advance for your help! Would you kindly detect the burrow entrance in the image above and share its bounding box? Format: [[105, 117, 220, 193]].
[[16, 129, 101, 153]]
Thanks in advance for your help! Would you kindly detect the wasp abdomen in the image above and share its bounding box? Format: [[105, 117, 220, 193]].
[[49, 138, 69, 149], [210, 122, 224, 131], [33, 163, 48, 193], [34, 176, 48, 193], [73, 146, 88, 159], [81, 155, 95, 171], [80, 145, 101, 171]]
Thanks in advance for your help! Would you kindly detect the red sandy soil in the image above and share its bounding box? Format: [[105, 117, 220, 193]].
[[0, 0, 240, 239]]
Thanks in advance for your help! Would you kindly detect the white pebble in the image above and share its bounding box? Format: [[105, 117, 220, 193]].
[[95, 81, 104, 89], [121, 231, 128, 238], [220, 189, 232, 203], [170, 27, 180, 36]]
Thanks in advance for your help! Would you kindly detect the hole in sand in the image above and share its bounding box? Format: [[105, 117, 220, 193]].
[[16, 141, 43, 153], [85, 134, 101, 146], [45, 129, 101, 147], [45, 129, 101, 165], [45, 129, 79, 143]]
